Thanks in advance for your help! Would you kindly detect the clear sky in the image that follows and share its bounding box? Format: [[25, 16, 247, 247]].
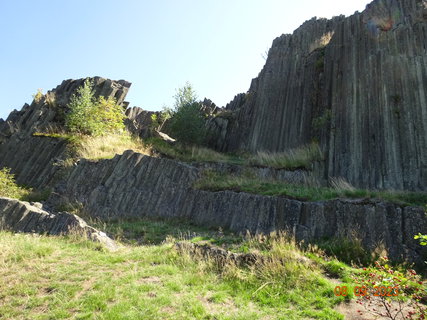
[[0, 0, 371, 120]]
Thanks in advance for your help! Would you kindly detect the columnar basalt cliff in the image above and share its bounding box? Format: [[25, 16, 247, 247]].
[[0, 77, 131, 188], [0, 0, 426, 264], [49, 150, 427, 264], [210, 0, 427, 191]]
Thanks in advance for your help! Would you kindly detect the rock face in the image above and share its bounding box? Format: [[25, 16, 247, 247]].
[[0, 77, 132, 188], [0, 197, 117, 250], [49, 150, 427, 264], [210, 0, 427, 191], [125, 107, 160, 139]]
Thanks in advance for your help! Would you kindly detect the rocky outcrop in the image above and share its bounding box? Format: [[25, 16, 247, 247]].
[[174, 242, 311, 268], [49, 150, 427, 264], [211, 0, 427, 191], [125, 107, 160, 139], [0, 77, 132, 188], [0, 197, 117, 250]]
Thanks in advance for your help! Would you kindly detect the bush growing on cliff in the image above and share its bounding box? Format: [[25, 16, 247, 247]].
[[65, 79, 125, 136], [169, 82, 207, 145], [169, 102, 207, 145], [0, 168, 30, 199]]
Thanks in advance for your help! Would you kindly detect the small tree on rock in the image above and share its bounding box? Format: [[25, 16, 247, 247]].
[[169, 82, 206, 145], [65, 79, 125, 136]]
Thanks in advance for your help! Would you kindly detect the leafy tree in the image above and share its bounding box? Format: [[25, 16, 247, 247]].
[[173, 81, 198, 112], [167, 82, 207, 145], [169, 102, 206, 145], [95, 96, 126, 134], [65, 79, 125, 136]]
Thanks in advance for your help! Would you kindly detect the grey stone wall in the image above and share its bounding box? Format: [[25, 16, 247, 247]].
[[49, 150, 427, 264]]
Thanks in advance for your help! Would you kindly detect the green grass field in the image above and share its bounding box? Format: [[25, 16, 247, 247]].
[[0, 219, 354, 320]]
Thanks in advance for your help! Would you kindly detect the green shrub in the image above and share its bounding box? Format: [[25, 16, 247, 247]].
[[65, 79, 125, 136], [169, 102, 207, 145], [32, 88, 44, 103], [0, 168, 30, 199]]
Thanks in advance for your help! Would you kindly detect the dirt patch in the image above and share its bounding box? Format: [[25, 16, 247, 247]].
[[161, 306, 177, 314], [197, 294, 239, 315], [73, 277, 96, 300]]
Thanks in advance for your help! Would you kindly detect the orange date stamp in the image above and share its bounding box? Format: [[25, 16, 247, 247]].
[[334, 285, 400, 297]]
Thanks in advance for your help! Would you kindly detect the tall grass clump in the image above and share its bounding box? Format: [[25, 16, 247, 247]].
[[72, 132, 151, 160], [248, 143, 323, 170], [144, 137, 229, 163]]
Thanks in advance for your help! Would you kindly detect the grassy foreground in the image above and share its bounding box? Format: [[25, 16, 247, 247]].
[[0, 221, 351, 320]]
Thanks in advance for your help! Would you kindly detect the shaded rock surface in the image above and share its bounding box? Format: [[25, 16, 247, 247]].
[[0, 197, 117, 250], [0, 77, 132, 188], [209, 0, 427, 191], [49, 150, 427, 264], [125, 106, 161, 139]]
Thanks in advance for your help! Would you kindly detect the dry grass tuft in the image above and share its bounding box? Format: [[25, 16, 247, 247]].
[[330, 177, 356, 192], [248, 143, 323, 170], [73, 132, 151, 160]]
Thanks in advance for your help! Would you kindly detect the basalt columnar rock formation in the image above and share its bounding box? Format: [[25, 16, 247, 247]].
[[48, 150, 427, 264], [0, 0, 426, 263], [0, 77, 131, 188], [0, 197, 117, 250], [207, 0, 427, 191]]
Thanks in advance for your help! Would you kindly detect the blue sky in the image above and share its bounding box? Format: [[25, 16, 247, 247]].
[[0, 0, 370, 120]]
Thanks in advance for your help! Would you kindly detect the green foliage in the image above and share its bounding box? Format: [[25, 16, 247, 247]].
[[95, 96, 126, 133], [150, 113, 159, 131], [414, 234, 427, 246], [65, 79, 125, 136], [150, 110, 172, 132], [173, 81, 198, 111], [32, 88, 44, 103], [312, 109, 332, 130], [167, 82, 206, 145], [316, 237, 372, 266], [169, 102, 207, 145], [0, 167, 30, 199]]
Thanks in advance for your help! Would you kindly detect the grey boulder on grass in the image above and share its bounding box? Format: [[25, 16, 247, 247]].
[[0, 197, 118, 251]]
